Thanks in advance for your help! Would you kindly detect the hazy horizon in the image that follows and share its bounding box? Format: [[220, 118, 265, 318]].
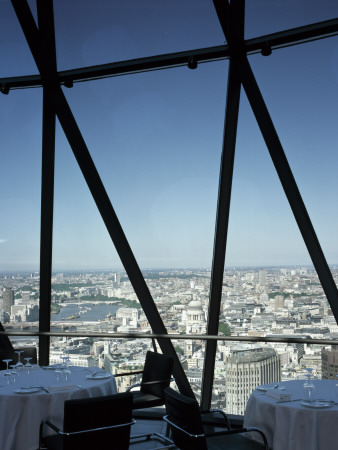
[[0, 263, 335, 276]]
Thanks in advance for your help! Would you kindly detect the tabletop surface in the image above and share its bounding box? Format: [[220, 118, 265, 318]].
[[0, 364, 115, 395], [248, 379, 338, 407], [0, 365, 117, 450], [244, 379, 338, 450]]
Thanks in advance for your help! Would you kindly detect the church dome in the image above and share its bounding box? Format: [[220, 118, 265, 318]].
[[187, 299, 203, 312]]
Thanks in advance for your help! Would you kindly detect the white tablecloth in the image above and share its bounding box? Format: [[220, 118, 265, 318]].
[[0, 366, 117, 450], [244, 380, 338, 450]]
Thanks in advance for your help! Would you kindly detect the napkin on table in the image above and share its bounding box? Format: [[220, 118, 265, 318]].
[[266, 389, 291, 402]]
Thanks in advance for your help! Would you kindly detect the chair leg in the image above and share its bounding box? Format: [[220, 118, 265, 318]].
[[165, 421, 171, 438], [130, 432, 175, 448]]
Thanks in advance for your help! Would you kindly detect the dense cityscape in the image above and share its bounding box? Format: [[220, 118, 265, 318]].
[[1, 266, 338, 415]]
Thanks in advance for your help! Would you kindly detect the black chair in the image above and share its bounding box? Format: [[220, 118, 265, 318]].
[[0, 346, 37, 369], [163, 387, 269, 450], [126, 351, 174, 410], [39, 392, 134, 450], [125, 351, 175, 447]]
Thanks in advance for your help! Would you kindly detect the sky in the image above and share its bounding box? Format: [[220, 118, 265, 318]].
[[0, 0, 338, 272]]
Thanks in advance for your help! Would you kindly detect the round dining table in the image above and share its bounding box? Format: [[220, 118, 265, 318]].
[[0, 365, 117, 450], [243, 379, 338, 450]]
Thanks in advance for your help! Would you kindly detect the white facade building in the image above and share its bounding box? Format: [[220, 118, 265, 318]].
[[225, 344, 281, 415]]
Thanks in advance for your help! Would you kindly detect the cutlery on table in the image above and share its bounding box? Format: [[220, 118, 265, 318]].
[[20, 386, 49, 393]]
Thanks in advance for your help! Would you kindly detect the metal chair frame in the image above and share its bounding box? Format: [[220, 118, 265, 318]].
[[39, 419, 136, 449], [163, 413, 269, 448]]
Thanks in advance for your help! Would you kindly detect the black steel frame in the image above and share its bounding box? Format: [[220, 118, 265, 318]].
[[0, 0, 336, 409], [1, 18, 337, 91]]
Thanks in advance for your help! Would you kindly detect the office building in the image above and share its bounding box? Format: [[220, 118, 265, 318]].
[[225, 344, 280, 415], [322, 345, 338, 380], [2, 288, 14, 314]]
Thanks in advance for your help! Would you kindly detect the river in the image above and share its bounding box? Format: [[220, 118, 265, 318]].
[[51, 302, 120, 322]]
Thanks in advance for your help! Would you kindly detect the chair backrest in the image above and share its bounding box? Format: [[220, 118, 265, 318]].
[[141, 351, 174, 398], [164, 387, 207, 450], [0, 323, 14, 354], [62, 392, 133, 450]]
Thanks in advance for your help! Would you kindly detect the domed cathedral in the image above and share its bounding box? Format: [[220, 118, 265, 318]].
[[183, 298, 207, 334]]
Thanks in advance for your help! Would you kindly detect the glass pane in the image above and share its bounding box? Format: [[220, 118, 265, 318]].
[[248, 37, 338, 291], [175, 338, 206, 402], [245, 0, 338, 39], [0, 1, 39, 78], [54, 0, 224, 71], [213, 340, 338, 416], [59, 59, 225, 302], [225, 90, 308, 268], [53, 123, 123, 272], [51, 124, 129, 334], [0, 88, 41, 341], [51, 60, 225, 349], [212, 34, 338, 413]]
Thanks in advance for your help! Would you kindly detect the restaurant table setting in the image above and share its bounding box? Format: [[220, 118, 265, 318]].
[[0, 362, 117, 450], [244, 379, 338, 450]]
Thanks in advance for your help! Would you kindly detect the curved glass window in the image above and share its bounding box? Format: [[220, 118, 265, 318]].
[[0, 88, 42, 339]]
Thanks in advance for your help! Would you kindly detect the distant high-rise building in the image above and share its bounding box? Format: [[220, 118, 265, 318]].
[[259, 269, 267, 286], [259, 293, 269, 305], [3, 287, 14, 313], [225, 344, 280, 415], [274, 295, 284, 310], [112, 273, 120, 284], [322, 345, 338, 379], [21, 291, 31, 305]]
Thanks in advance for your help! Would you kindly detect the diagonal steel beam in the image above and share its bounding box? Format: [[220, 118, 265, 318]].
[[200, 0, 244, 410], [11, 0, 194, 396], [239, 56, 338, 321], [201, 58, 242, 410], [213, 0, 231, 39]]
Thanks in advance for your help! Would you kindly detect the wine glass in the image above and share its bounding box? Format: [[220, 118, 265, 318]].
[[304, 367, 313, 380], [54, 367, 63, 383], [24, 357, 32, 375], [60, 356, 68, 369], [303, 368, 315, 402], [15, 351, 24, 371], [62, 357, 71, 381], [2, 359, 12, 379], [303, 379, 315, 401], [9, 365, 17, 383]]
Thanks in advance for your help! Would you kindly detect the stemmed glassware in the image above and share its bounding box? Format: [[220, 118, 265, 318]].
[[15, 350, 24, 371], [303, 368, 315, 402], [24, 357, 32, 375], [60, 356, 71, 381], [64, 357, 71, 381], [9, 365, 17, 383], [2, 359, 12, 380], [54, 367, 63, 383], [60, 356, 68, 369]]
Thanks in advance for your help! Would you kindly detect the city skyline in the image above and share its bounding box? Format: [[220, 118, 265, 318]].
[[0, 263, 337, 276], [1, 1, 338, 271]]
